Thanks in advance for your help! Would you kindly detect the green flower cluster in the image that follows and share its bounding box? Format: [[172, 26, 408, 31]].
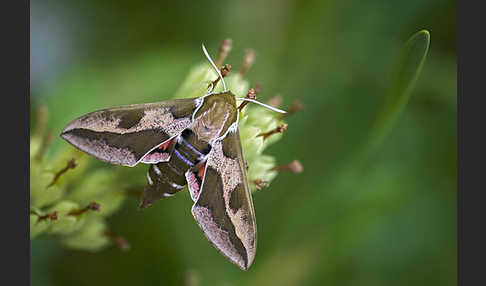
[[30, 107, 127, 251]]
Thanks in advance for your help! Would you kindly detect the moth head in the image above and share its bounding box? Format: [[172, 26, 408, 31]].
[[206, 91, 237, 107]]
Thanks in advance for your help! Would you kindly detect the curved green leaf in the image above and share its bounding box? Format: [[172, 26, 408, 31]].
[[363, 30, 431, 158]]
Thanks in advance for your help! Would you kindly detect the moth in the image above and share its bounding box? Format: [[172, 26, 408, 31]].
[[60, 44, 285, 270]]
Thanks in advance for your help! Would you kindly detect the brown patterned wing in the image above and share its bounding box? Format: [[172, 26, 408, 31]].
[[191, 127, 257, 270], [60, 98, 201, 166]]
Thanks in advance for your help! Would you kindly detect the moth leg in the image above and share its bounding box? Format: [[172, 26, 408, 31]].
[[139, 162, 187, 209], [185, 160, 207, 202]]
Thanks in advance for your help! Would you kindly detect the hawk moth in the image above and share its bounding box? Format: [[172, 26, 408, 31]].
[[60, 45, 285, 270]]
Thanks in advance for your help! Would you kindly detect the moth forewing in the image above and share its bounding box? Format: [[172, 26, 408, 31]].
[[60, 98, 201, 167], [191, 126, 257, 270]]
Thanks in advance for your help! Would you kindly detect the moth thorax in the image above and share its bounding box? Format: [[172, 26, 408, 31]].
[[193, 101, 235, 143]]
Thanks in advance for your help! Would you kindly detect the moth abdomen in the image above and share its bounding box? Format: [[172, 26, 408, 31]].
[[172, 149, 195, 167], [140, 127, 212, 207], [175, 140, 204, 165], [140, 163, 187, 208]]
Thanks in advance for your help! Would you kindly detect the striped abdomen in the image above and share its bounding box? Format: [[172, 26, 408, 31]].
[[139, 129, 210, 208]]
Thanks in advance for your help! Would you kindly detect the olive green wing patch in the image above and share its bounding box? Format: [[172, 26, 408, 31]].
[[61, 98, 201, 166], [191, 128, 257, 270]]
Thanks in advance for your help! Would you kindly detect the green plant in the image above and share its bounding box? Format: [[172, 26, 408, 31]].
[[30, 105, 129, 251]]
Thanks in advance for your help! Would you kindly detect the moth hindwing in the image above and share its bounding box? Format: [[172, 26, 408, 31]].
[[61, 91, 257, 270]]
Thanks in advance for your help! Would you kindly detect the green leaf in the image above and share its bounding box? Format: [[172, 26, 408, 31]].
[[363, 30, 430, 159]]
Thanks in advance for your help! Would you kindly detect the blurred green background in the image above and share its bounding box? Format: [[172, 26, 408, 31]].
[[30, 0, 456, 285]]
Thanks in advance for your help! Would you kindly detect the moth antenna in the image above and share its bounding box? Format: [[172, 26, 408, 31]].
[[236, 98, 287, 114], [209, 64, 231, 92], [206, 83, 214, 95], [202, 43, 227, 92]]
